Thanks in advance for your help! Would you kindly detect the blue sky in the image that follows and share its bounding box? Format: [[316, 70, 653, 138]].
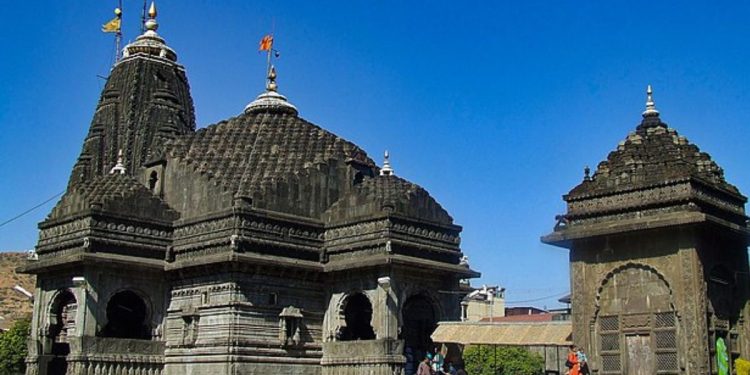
[[1, 1, 749, 309]]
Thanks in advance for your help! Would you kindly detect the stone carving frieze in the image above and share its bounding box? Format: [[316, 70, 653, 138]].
[[568, 183, 691, 216], [567, 204, 695, 227], [174, 214, 323, 254], [39, 218, 91, 240], [567, 182, 744, 219], [692, 184, 746, 216], [324, 219, 459, 247], [172, 245, 225, 261], [390, 222, 460, 245]]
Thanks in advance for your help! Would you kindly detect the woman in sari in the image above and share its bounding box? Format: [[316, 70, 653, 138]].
[[566, 345, 580, 375]]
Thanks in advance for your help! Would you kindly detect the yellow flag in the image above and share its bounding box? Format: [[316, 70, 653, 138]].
[[102, 16, 121, 33]]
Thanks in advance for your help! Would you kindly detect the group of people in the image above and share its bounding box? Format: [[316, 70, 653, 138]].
[[566, 345, 589, 375], [415, 347, 467, 375]]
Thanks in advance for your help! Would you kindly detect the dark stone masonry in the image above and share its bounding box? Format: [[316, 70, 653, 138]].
[[543, 88, 750, 374], [20, 8, 477, 375], [20, 6, 749, 375]]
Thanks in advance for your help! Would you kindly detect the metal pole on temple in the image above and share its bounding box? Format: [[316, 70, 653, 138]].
[[101, 3, 123, 62], [266, 37, 273, 79], [141, 0, 148, 33], [115, 0, 123, 60], [258, 33, 275, 89]]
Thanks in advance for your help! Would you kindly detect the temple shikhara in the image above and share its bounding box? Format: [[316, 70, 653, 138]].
[[20, 4, 478, 375], [17, 3, 750, 375]]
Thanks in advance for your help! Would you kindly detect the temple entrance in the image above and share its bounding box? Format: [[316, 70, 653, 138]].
[[100, 290, 151, 339], [595, 265, 679, 374], [401, 294, 437, 374], [626, 334, 653, 375], [47, 290, 76, 375]]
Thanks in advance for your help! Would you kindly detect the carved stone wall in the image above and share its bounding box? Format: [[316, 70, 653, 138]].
[[570, 228, 709, 374], [163, 269, 325, 375]]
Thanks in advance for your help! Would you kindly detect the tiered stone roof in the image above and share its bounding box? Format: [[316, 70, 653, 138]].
[[167, 112, 373, 196], [544, 87, 748, 245], [324, 175, 453, 225], [49, 174, 178, 221], [568, 115, 740, 200]]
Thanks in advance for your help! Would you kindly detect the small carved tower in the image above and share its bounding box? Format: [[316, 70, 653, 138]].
[[543, 86, 750, 374]]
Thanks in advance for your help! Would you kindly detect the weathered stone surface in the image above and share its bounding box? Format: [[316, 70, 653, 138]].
[[23, 21, 478, 375], [544, 111, 750, 374]]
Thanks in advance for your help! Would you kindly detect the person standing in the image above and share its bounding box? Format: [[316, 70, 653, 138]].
[[417, 356, 433, 375], [566, 345, 580, 375], [577, 348, 589, 375], [432, 346, 445, 374]]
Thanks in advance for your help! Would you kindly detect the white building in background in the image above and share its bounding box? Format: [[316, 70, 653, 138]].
[[461, 285, 505, 322]]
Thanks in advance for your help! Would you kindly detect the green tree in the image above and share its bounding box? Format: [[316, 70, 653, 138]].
[[463, 345, 544, 375], [0, 318, 30, 375]]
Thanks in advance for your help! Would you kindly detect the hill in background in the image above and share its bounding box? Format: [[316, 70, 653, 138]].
[[0, 252, 35, 330]]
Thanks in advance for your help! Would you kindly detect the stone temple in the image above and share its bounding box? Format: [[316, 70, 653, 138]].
[[20, 7, 478, 375], [544, 86, 750, 373]]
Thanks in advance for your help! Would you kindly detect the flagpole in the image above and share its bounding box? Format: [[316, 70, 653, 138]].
[[141, 0, 147, 33], [267, 18, 275, 86], [266, 37, 272, 82], [115, 0, 123, 61]]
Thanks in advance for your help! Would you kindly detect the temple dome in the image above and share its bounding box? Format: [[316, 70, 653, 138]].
[[244, 66, 298, 115], [567, 89, 741, 201], [164, 110, 376, 218], [244, 90, 298, 116], [121, 2, 177, 62], [323, 174, 454, 225]]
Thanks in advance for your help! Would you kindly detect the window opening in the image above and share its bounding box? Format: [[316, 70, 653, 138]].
[[337, 293, 375, 341], [100, 290, 151, 339]]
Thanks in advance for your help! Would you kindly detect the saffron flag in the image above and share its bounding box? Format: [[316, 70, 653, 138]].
[[259, 35, 273, 51], [102, 16, 121, 33]]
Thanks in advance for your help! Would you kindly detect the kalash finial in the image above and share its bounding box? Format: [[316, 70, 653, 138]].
[[380, 150, 394, 176], [145, 2, 158, 33], [642, 84, 659, 117], [267, 65, 278, 92]]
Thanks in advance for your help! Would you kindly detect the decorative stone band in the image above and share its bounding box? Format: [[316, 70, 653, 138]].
[[566, 179, 746, 220], [34, 215, 172, 263], [320, 339, 405, 365], [325, 218, 460, 245]]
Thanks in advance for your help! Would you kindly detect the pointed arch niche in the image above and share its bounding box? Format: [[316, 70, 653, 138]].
[[592, 263, 679, 375]]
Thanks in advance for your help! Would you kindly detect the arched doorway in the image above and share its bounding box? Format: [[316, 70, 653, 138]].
[[337, 292, 376, 341], [401, 294, 437, 374], [100, 290, 151, 339], [708, 264, 738, 373], [594, 265, 678, 375], [47, 290, 77, 375]]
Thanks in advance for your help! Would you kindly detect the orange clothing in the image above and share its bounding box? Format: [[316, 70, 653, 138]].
[[567, 352, 580, 375]]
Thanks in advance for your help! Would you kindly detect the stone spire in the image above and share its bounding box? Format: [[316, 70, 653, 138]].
[[67, 0, 195, 186], [642, 84, 659, 117], [122, 1, 177, 61], [244, 65, 298, 115], [380, 150, 394, 176]]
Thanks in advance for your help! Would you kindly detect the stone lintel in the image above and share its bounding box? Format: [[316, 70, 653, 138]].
[[324, 253, 479, 278], [19, 251, 164, 274], [165, 251, 323, 272], [542, 210, 750, 248]]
